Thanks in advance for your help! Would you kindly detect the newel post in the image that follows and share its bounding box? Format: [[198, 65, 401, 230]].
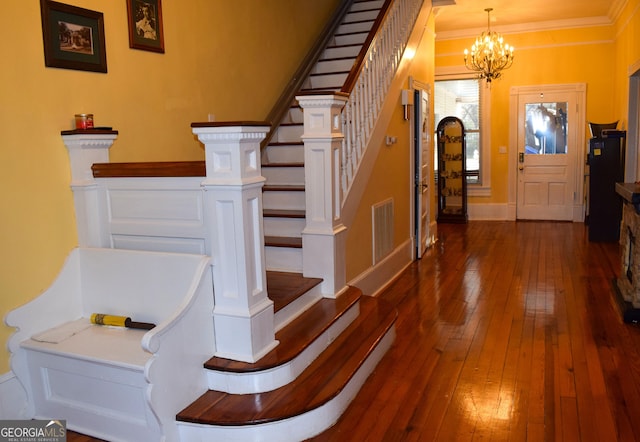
[[192, 121, 278, 363], [296, 93, 349, 298], [61, 129, 118, 247]]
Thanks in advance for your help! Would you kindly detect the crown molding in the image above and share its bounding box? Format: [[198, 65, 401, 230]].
[[436, 15, 613, 41]]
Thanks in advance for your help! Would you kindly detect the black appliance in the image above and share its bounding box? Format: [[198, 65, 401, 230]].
[[588, 130, 626, 242]]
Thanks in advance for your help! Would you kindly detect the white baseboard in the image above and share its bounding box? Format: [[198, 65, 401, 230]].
[[0, 371, 29, 419], [468, 203, 510, 220], [348, 238, 413, 297]]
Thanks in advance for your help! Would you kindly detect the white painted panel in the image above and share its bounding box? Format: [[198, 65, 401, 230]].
[[548, 182, 567, 205], [523, 182, 542, 206], [112, 235, 206, 254], [108, 189, 204, 224]]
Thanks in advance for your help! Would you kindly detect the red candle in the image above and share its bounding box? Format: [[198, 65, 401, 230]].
[[75, 114, 94, 129]]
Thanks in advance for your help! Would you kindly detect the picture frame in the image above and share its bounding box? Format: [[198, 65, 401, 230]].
[[40, 0, 107, 73], [126, 0, 165, 53]]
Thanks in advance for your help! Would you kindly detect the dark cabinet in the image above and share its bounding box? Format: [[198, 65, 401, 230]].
[[588, 131, 625, 242], [436, 116, 468, 223]]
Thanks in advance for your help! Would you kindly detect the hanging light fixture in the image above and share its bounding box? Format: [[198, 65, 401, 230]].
[[464, 8, 514, 84]]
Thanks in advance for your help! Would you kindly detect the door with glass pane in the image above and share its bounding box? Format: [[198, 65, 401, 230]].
[[516, 92, 576, 220]]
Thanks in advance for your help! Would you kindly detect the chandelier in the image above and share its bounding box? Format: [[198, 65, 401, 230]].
[[464, 8, 514, 83]]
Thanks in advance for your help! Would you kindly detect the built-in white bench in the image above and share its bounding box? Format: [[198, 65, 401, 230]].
[[6, 247, 214, 442]]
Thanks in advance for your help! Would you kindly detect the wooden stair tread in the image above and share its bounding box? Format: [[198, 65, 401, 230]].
[[319, 56, 358, 62], [325, 43, 362, 49], [342, 18, 377, 25], [334, 30, 369, 37], [299, 87, 342, 93], [266, 270, 322, 313], [177, 295, 397, 426], [263, 209, 305, 218], [266, 141, 304, 147], [265, 236, 302, 248], [263, 184, 304, 192], [205, 286, 361, 373], [262, 162, 304, 168], [310, 70, 350, 77]]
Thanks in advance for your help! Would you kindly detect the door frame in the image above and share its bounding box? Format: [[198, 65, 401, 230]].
[[409, 77, 434, 258], [508, 83, 587, 222], [627, 60, 640, 183]]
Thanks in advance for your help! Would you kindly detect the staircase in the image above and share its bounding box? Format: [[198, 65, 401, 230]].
[[175, 1, 397, 440], [262, 0, 385, 273]]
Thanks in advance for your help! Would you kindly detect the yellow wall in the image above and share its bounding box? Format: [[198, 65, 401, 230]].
[[0, 0, 339, 374], [436, 24, 617, 205]]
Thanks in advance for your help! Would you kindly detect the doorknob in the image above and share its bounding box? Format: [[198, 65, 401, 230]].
[[518, 152, 524, 171]]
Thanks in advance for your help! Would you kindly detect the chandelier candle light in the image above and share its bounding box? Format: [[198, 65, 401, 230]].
[[464, 8, 514, 84]]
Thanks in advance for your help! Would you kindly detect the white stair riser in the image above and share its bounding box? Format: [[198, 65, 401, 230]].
[[263, 191, 305, 211], [273, 283, 325, 332], [288, 106, 304, 124], [204, 294, 357, 394], [313, 58, 356, 75], [334, 32, 368, 46], [322, 45, 361, 59], [309, 72, 348, 90], [265, 246, 303, 273], [177, 325, 396, 442], [275, 125, 303, 143], [337, 21, 375, 35], [262, 166, 305, 185], [344, 10, 380, 22], [277, 106, 303, 125], [350, 0, 384, 11], [264, 217, 305, 238], [263, 144, 304, 164]]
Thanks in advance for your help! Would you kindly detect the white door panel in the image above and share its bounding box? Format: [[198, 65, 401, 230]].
[[516, 91, 576, 220]]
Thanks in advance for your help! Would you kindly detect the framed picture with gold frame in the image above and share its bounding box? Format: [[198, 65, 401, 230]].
[[126, 0, 165, 53], [40, 0, 107, 73]]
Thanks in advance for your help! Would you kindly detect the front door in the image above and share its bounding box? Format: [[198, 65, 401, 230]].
[[516, 90, 579, 220]]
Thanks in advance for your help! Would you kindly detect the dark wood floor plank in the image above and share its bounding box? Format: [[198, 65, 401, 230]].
[[313, 221, 638, 442]]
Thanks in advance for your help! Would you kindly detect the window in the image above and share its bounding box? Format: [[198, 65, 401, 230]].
[[434, 79, 483, 185]]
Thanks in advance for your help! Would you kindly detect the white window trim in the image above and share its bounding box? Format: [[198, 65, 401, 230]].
[[435, 67, 492, 197]]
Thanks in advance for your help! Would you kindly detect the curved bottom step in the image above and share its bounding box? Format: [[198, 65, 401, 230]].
[[176, 296, 396, 441]]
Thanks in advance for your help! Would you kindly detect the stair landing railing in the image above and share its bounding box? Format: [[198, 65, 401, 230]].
[[339, 0, 424, 205], [296, 0, 424, 297]]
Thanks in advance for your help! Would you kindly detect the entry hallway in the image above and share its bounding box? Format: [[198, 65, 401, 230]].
[[68, 221, 639, 441], [312, 221, 640, 441]]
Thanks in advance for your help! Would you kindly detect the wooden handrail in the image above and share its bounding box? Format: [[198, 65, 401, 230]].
[[340, 0, 394, 94], [91, 121, 270, 178], [92, 161, 205, 178], [260, 0, 355, 150]]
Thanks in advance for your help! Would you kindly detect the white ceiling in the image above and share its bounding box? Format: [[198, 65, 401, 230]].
[[433, 0, 625, 39]]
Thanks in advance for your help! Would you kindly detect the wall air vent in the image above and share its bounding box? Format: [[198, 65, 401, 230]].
[[372, 199, 394, 264]]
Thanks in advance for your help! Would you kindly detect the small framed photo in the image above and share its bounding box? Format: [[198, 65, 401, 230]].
[[40, 0, 107, 73], [126, 0, 165, 53]]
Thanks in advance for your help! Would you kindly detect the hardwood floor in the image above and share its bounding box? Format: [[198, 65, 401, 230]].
[[312, 221, 638, 441], [69, 221, 640, 441]]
